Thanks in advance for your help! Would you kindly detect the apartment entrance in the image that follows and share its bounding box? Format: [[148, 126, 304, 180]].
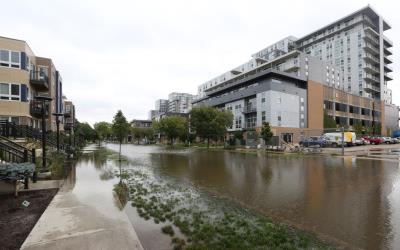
[[282, 133, 293, 143]]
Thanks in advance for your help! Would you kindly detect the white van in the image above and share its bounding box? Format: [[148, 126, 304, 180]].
[[322, 132, 356, 147]]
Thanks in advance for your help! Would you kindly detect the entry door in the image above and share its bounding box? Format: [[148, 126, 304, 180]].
[[282, 133, 293, 143]]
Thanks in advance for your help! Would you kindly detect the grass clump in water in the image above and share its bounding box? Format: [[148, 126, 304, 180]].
[[161, 225, 175, 236]]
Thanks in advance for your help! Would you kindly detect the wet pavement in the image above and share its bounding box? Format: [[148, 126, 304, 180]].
[[21, 145, 143, 250], [107, 143, 400, 250]]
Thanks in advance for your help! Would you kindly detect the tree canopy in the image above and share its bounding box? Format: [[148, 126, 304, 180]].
[[260, 122, 273, 145], [154, 116, 187, 144], [94, 121, 111, 143], [111, 110, 130, 143], [190, 106, 233, 148]]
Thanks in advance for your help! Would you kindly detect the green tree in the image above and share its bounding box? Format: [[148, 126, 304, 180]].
[[94, 121, 111, 145], [323, 112, 337, 129], [353, 122, 364, 136], [111, 110, 130, 160], [190, 106, 233, 148], [260, 122, 273, 145], [157, 116, 187, 145], [75, 121, 97, 143]]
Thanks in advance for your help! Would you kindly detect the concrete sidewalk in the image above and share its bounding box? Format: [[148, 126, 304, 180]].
[[21, 191, 143, 250], [21, 155, 143, 250]]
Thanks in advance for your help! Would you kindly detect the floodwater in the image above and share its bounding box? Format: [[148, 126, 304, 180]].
[[100, 144, 400, 250]]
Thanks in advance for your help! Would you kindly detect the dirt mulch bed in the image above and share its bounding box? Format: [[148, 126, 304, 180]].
[[0, 188, 58, 250]]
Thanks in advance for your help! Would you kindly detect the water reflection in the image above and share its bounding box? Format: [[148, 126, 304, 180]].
[[105, 144, 400, 250]]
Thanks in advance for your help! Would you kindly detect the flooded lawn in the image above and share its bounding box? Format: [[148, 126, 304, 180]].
[[99, 144, 400, 250]]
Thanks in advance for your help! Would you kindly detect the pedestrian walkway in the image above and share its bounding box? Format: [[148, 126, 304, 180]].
[[21, 151, 143, 250]]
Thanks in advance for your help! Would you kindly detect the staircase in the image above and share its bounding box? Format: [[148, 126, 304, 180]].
[[0, 135, 36, 164]]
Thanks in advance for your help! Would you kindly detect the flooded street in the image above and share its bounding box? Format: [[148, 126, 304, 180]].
[[84, 144, 400, 249]]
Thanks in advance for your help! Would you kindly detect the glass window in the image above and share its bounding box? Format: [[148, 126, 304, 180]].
[[0, 83, 9, 95], [11, 51, 19, 63], [0, 50, 9, 61], [11, 84, 19, 95]]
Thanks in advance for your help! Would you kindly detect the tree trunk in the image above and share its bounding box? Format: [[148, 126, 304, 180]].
[[119, 142, 122, 162]]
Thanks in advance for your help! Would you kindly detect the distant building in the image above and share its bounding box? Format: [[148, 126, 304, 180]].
[[168, 92, 194, 113], [131, 119, 152, 129], [155, 99, 168, 113]]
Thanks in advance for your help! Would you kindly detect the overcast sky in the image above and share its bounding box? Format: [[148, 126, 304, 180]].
[[1, 0, 398, 125]]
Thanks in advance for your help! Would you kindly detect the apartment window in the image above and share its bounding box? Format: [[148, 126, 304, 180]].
[[277, 97, 281, 103], [261, 97, 265, 103], [277, 115, 281, 121], [0, 50, 20, 68], [0, 83, 20, 100], [262, 111, 266, 122]]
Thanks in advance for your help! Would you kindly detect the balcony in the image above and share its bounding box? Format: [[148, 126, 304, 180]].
[[384, 47, 393, 56], [383, 35, 393, 48], [242, 105, 257, 114], [64, 122, 74, 131], [363, 53, 380, 65], [281, 60, 300, 72], [30, 71, 49, 91], [30, 100, 49, 118], [364, 84, 380, 93], [363, 73, 380, 83], [363, 32, 379, 45], [384, 73, 393, 81], [363, 42, 379, 56], [384, 64, 393, 73], [363, 63, 380, 75], [384, 56, 393, 64]]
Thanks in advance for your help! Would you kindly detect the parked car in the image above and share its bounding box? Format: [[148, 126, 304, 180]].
[[362, 136, 383, 145], [355, 137, 369, 146], [299, 136, 328, 148], [381, 137, 393, 144]]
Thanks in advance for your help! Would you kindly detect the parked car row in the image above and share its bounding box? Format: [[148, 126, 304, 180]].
[[299, 133, 400, 148]]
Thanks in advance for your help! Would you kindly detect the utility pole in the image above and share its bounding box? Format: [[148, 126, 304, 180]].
[[341, 126, 345, 156]]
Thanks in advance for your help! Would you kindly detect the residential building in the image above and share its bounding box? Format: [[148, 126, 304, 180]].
[[168, 92, 194, 113], [63, 96, 75, 132], [155, 99, 168, 113], [194, 5, 397, 138], [131, 119, 152, 129], [193, 69, 385, 143], [0, 36, 73, 132]]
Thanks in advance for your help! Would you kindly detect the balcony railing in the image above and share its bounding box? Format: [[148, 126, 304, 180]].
[[363, 32, 379, 45], [384, 64, 393, 73], [365, 84, 380, 92], [242, 106, 257, 114], [64, 122, 74, 131], [363, 42, 380, 56], [363, 63, 380, 74], [363, 73, 380, 83], [384, 56, 393, 64], [363, 53, 380, 65], [30, 100, 49, 118], [30, 71, 49, 90], [384, 73, 393, 81]]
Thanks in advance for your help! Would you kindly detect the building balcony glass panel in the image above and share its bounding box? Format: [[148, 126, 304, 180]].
[[29, 70, 49, 91]]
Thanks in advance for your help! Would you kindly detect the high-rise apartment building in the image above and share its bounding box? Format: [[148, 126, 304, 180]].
[[197, 6, 393, 103], [295, 6, 392, 101], [168, 92, 194, 113], [155, 99, 168, 113], [194, 5, 398, 140]]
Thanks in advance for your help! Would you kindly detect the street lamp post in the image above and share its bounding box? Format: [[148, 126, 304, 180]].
[[52, 113, 63, 152], [35, 96, 52, 170]]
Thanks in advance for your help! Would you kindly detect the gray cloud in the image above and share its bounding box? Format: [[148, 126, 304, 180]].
[[1, 0, 398, 125]]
